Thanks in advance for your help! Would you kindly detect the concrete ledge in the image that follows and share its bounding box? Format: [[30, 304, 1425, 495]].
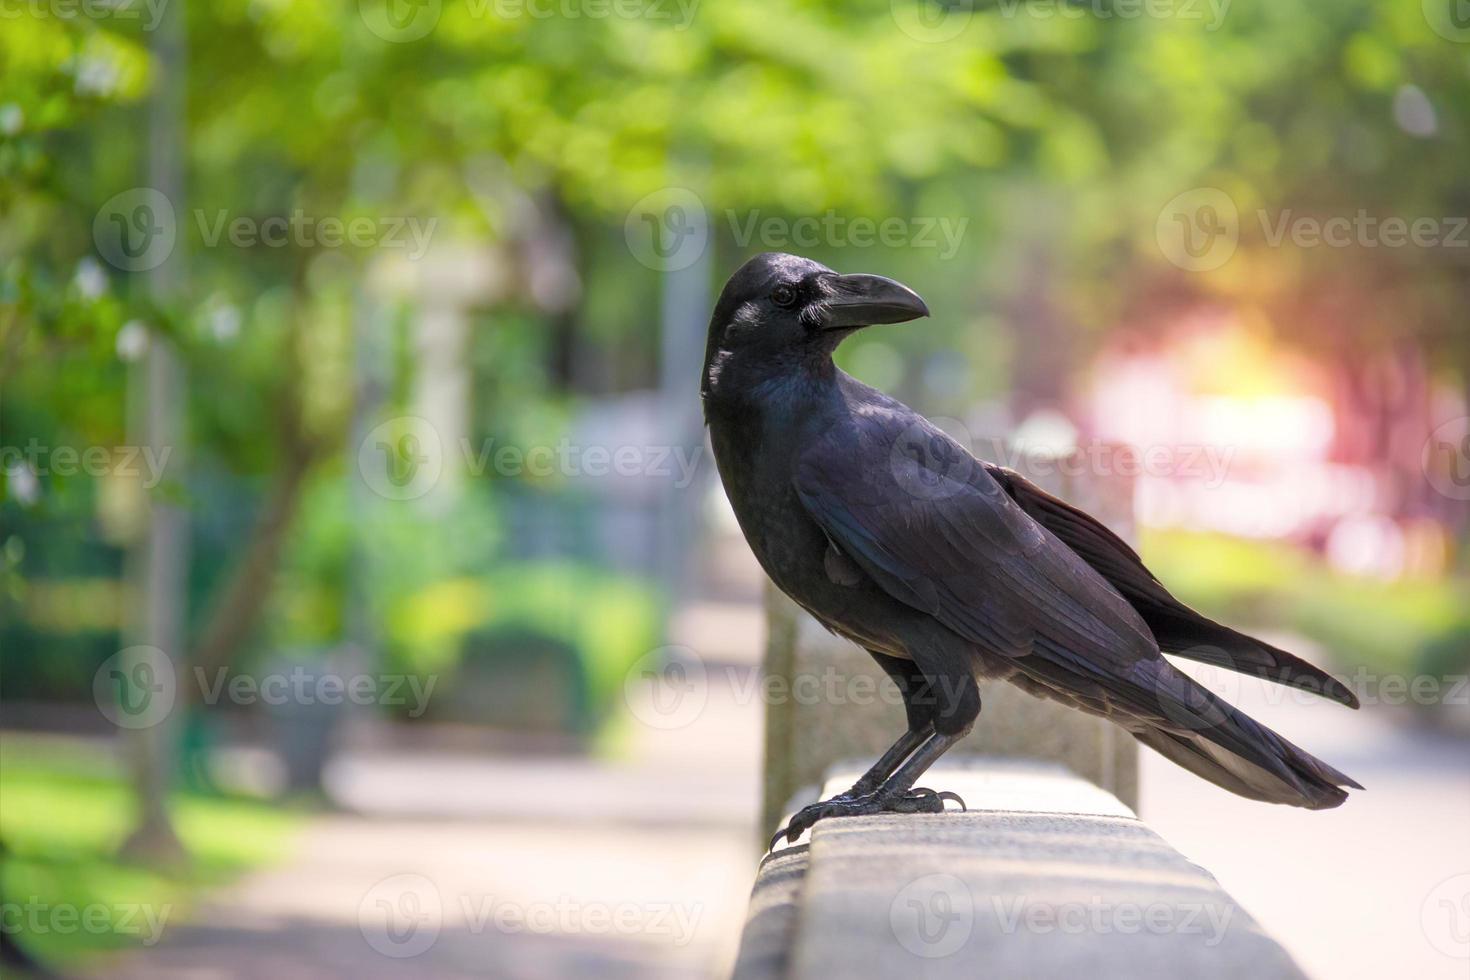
[[733, 759, 1305, 980], [729, 845, 809, 980]]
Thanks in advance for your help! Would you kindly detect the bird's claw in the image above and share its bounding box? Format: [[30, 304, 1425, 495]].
[[936, 789, 967, 811], [767, 786, 968, 851]]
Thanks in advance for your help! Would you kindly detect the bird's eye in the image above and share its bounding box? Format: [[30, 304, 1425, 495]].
[[771, 284, 797, 308]]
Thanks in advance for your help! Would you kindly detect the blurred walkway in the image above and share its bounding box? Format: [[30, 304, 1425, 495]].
[[97, 810, 751, 980], [91, 664, 766, 980]]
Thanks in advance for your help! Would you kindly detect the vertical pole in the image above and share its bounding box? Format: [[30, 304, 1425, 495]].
[[344, 289, 388, 730], [120, 0, 188, 862], [656, 212, 711, 609]]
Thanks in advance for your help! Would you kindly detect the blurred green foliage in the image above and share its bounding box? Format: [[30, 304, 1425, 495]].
[[6, 0, 1465, 395], [0, 737, 299, 965]]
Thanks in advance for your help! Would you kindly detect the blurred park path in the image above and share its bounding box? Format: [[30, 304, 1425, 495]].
[[90, 666, 766, 979], [1142, 633, 1470, 980]]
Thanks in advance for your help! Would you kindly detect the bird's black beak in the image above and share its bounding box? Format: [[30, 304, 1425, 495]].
[[818, 273, 930, 330]]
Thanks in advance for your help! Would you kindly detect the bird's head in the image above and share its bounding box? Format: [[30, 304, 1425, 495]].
[[702, 252, 929, 401]]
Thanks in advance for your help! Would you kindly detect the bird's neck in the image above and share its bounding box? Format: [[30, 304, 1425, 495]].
[[704, 359, 850, 505], [702, 348, 837, 421]]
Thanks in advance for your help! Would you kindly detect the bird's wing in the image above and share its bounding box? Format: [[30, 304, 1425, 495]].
[[793, 411, 1358, 806], [794, 412, 1185, 717], [984, 463, 1359, 708]]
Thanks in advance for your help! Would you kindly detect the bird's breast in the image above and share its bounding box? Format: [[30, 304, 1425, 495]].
[[708, 414, 827, 586]]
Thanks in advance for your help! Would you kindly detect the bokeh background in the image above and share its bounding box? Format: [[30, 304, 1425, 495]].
[[2, 0, 1468, 977]]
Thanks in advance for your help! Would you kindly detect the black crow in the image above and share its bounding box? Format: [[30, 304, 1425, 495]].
[[701, 253, 1361, 848]]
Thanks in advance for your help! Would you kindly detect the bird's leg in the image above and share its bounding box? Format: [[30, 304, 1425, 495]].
[[829, 651, 936, 799], [768, 728, 968, 850], [868, 728, 967, 803], [769, 664, 978, 850], [833, 725, 930, 801], [766, 726, 934, 851]]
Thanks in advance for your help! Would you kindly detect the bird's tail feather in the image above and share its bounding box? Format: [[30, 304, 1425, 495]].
[[1152, 612, 1361, 709], [1015, 636, 1362, 809], [1135, 660, 1362, 809], [1132, 724, 1355, 809]]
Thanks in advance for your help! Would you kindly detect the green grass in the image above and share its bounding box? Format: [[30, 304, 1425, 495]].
[[0, 736, 300, 967], [1140, 529, 1469, 677]]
